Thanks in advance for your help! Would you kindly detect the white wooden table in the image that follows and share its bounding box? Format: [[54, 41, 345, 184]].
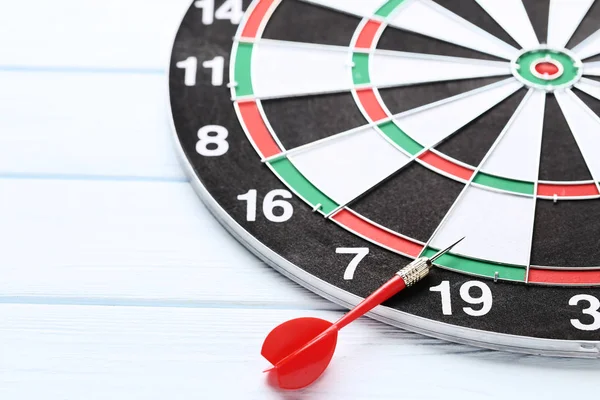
[[1, 1, 599, 398]]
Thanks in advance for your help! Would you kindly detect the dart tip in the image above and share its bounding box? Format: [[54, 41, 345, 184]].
[[429, 236, 466, 263]]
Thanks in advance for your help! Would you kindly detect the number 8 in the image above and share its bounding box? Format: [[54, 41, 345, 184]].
[[196, 125, 229, 156]]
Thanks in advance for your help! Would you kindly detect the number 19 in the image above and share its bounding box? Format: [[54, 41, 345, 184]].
[[430, 280, 493, 317]]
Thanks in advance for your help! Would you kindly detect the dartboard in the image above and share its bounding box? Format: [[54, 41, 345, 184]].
[[168, 0, 600, 357]]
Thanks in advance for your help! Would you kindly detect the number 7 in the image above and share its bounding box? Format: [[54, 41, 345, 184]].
[[336, 248, 369, 280]]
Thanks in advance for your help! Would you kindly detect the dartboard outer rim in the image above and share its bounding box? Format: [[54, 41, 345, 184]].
[[165, 0, 600, 359]]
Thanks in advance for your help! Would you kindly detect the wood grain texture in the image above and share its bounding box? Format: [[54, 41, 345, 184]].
[[1, 0, 599, 398], [0, 73, 182, 180], [0, 0, 190, 68], [0, 178, 334, 310], [1, 304, 600, 400]]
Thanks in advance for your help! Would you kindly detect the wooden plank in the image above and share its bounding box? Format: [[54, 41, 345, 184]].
[[2, 304, 599, 400], [0, 0, 190, 69], [1, 2, 598, 397], [0, 72, 183, 180], [0, 0, 192, 180], [0, 178, 336, 310]]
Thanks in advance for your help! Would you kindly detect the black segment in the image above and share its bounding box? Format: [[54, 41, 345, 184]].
[[261, 93, 366, 149], [532, 199, 600, 268], [262, 0, 361, 46], [432, 0, 520, 49], [566, 0, 600, 50], [377, 25, 504, 61], [351, 163, 463, 242], [522, 0, 550, 45], [169, 0, 600, 350], [435, 88, 527, 166], [574, 87, 600, 121], [378, 76, 504, 115], [538, 94, 594, 181]]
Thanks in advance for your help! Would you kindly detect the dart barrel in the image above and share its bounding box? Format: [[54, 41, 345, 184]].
[[397, 257, 432, 287]]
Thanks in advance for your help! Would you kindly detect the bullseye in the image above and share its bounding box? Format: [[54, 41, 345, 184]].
[[512, 48, 582, 91], [534, 61, 560, 78], [531, 58, 563, 80]]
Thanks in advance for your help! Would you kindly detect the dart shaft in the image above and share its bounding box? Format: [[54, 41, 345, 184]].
[[332, 275, 406, 331], [332, 257, 434, 331], [267, 256, 442, 376]]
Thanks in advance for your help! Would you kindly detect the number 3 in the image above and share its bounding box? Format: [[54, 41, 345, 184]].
[[569, 295, 600, 331]]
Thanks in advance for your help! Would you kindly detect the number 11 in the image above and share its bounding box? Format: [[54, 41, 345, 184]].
[[176, 56, 225, 87]]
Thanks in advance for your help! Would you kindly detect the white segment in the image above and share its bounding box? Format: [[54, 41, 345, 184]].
[[387, 0, 518, 60], [289, 127, 411, 205], [555, 89, 600, 180], [573, 29, 600, 60], [547, 0, 594, 48], [371, 51, 511, 89], [576, 77, 600, 99], [430, 186, 534, 266], [393, 79, 523, 148], [584, 61, 600, 76], [481, 90, 546, 182], [249, 40, 351, 99], [474, 0, 539, 49], [297, 0, 383, 18]]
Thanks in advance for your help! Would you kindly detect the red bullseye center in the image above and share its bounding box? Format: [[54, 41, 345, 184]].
[[531, 59, 564, 80], [535, 61, 560, 76]]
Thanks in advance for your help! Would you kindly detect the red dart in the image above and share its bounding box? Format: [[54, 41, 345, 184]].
[[261, 237, 465, 390]]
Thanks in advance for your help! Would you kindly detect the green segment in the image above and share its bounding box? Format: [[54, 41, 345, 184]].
[[422, 248, 526, 282], [352, 53, 370, 85], [378, 121, 424, 155], [375, 0, 407, 17], [270, 158, 339, 214], [234, 43, 254, 97], [473, 172, 535, 195], [516, 50, 580, 87]]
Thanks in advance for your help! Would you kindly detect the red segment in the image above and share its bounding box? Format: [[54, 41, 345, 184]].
[[237, 101, 281, 158], [356, 88, 388, 121], [355, 20, 383, 49], [529, 268, 600, 285], [419, 151, 474, 181], [241, 0, 276, 38], [333, 210, 423, 257], [537, 182, 599, 197], [535, 61, 560, 77]]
